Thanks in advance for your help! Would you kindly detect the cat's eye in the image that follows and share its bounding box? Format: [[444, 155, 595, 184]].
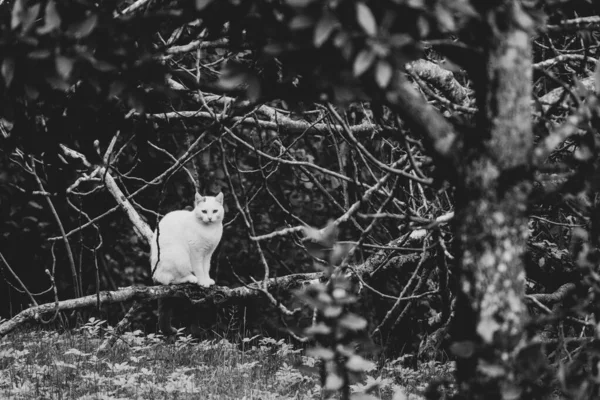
[[213, 210, 217, 213], [202, 210, 207, 213]]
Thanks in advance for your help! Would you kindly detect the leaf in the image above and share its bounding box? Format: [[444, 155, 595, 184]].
[[21, 3, 41, 33], [375, 60, 392, 88], [389, 34, 411, 47], [286, 0, 316, 6], [478, 362, 506, 378], [345, 355, 375, 372], [449, 341, 475, 358], [92, 59, 116, 72], [434, 4, 455, 32], [303, 221, 338, 247], [338, 313, 367, 330], [351, 394, 379, 400], [324, 373, 344, 391], [108, 80, 126, 98], [477, 317, 500, 343], [127, 92, 145, 113], [38, 0, 61, 34], [2, 57, 15, 88], [392, 387, 409, 400], [501, 382, 522, 400], [323, 305, 342, 318], [314, 13, 338, 47], [11, 0, 25, 29], [68, 14, 97, 38], [263, 43, 284, 55], [24, 84, 39, 100], [28, 49, 51, 59], [218, 72, 247, 90], [406, 0, 425, 7], [196, 0, 213, 10], [55, 55, 74, 79], [289, 15, 314, 30], [306, 346, 335, 360], [27, 201, 43, 210], [329, 243, 353, 266], [595, 59, 600, 95], [246, 75, 261, 103], [574, 143, 593, 161], [353, 49, 375, 76], [333, 31, 349, 48], [304, 323, 332, 336], [46, 76, 70, 91], [356, 2, 377, 36], [416, 15, 430, 37], [11, 0, 41, 32]]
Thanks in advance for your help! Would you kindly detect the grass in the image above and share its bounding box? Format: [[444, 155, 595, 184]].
[[0, 318, 455, 400]]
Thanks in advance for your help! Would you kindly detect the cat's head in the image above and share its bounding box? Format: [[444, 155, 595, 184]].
[[194, 192, 224, 224]]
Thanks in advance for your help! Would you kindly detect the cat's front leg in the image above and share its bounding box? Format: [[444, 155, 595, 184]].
[[196, 276, 212, 288], [204, 256, 215, 286], [193, 258, 213, 287]]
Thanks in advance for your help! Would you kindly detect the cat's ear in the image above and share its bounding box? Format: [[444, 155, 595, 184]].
[[215, 192, 224, 204], [195, 192, 205, 204]]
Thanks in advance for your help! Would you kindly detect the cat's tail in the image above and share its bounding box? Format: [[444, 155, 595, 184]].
[[150, 230, 159, 280], [158, 298, 177, 336]]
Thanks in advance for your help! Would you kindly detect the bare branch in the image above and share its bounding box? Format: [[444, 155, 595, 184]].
[[59, 145, 154, 243], [546, 16, 600, 32], [533, 96, 600, 164], [385, 74, 461, 174], [408, 59, 472, 105], [526, 283, 577, 305], [533, 55, 598, 70], [142, 110, 377, 136], [166, 38, 230, 55]]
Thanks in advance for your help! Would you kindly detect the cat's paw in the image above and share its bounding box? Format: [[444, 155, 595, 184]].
[[207, 278, 215, 286], [182, 275, 198, 284], [197, 279, 211, 288]]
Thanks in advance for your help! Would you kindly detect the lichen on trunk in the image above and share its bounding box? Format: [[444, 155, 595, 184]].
[[452, 1, 535, 397]]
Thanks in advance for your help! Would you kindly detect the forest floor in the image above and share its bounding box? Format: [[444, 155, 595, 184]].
[[0, 318, 454, 400]]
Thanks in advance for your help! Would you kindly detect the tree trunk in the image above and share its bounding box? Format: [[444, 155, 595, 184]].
[[452, 2, 534, 398]]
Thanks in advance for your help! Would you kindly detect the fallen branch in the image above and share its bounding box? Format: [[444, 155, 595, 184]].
[[526, 283, 577, 305], [0, 274, 315, 339], [0, 241, 422, 339]]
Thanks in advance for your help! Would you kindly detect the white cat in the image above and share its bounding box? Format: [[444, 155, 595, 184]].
[[150, 192, 224, 335], [151, 192, 224, 288]]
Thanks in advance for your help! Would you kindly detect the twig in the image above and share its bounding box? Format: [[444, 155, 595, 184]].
[[533, 96, 599, 164], [97, 301, 146, 353], [371, 240, 430, 337], [32, 158, 82, 298], [530, 215, 587, 228], [166, 38, 231, 54], [0, 251, 39, 307], [250, 226, 307, 241], [148, 141, 198, 191], [326, 103, 432, 184]]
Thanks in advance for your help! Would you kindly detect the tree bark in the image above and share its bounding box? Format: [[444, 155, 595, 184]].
[[452, 2, 535, 398]]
